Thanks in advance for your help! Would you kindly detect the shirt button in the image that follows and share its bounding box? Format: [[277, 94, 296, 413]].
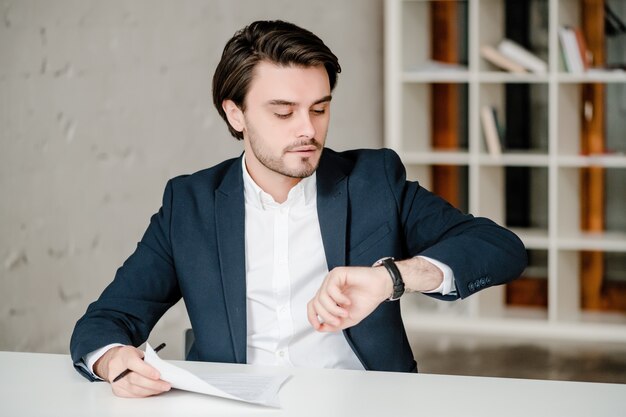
[[277, 350, 285, 358]]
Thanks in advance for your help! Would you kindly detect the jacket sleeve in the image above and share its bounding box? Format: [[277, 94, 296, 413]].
[[382, 149, 528, 300], [70, 180, 182, 380]]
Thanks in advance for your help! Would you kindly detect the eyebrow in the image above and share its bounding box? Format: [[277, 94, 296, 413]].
[[267, 95, 333, 107]]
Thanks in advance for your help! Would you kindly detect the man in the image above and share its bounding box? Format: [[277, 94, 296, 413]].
[[70, 20, 527, 398]]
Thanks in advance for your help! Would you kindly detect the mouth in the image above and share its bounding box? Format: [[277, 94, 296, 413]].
[[285, 142, 321, 156], [288, 146, 318, 154]]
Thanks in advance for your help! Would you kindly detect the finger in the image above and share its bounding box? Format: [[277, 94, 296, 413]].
[[320, 268, 351, 308], [106, 346, 146, 381], [125, 371, 171, 393], [308, 299, 348, 333], [317, 322, 343, 333], [120, 355, 161, 381], [307, 300, 322, 330], [113, 380, 169, 398], [112, 370, 171, 398], [311, 298, 341, 327], [307, 297, 333, 329], [317, 291, 349, 319], [325, 282, 351, 307]]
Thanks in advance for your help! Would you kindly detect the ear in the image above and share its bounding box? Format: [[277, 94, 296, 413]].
[[222, 99, 245, 133]]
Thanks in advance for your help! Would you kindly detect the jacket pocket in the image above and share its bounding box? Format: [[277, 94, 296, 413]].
[[349, 222, 391, 259]]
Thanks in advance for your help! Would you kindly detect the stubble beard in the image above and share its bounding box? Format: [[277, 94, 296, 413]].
[[248, 131, 323, 179]]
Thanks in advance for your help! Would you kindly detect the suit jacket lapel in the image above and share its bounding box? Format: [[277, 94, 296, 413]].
[[316, 151, 349, 270], [215, 157, 247, 363]]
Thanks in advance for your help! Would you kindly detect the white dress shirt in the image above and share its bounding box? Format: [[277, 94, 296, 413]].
[[242, 157, 364, 369]]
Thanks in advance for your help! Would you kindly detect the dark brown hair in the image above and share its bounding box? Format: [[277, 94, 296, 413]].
[[212, 20, 341, 140]]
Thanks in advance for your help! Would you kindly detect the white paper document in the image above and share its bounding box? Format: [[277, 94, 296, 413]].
[[144, 344, 289, 408]]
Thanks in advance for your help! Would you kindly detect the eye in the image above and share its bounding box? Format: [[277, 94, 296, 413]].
[[311, 108, 326, 116], [274, 112, 292, 119]]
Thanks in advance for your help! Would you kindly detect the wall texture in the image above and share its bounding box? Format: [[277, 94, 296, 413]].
[[0, 0, 383, 360]]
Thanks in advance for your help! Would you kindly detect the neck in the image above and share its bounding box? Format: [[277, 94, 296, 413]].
[[243, 155, 301, 204]]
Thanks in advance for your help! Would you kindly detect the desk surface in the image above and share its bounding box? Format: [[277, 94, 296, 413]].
[[2, 351, 624, 417]]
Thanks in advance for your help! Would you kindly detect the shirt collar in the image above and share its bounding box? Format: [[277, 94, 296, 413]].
[[241, 154, 317, 210]]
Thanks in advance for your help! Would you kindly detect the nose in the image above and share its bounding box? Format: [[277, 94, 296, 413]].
[[296, 111, 316, 139]]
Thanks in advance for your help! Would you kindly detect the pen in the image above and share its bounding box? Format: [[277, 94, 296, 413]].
[[112, 342, 166, 383]]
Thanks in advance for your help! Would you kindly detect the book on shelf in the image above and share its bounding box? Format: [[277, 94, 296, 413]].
[[497, 39, 547, 74], [573, 27, 591, 70], [480, 106, 502, 156], [492, 107, 505, 149], [558, 26, 586, 73], [480, 45, 527, 74]]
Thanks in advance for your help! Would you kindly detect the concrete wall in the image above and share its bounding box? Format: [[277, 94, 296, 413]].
[[0, 0, 383, 360]]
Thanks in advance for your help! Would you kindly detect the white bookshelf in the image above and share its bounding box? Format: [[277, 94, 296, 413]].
[[385, 0, 626, 342]]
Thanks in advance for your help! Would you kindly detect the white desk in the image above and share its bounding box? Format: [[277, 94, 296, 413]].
[[1, 351, 624, 416]]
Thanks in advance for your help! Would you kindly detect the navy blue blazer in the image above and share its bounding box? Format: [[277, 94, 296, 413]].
[[70, 148, 527, 380]]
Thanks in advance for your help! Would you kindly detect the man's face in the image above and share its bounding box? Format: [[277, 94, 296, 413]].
[[232, 61, 332, 181]]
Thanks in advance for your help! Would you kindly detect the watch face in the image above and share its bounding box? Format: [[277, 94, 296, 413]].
[[373, 256, 394, 267]]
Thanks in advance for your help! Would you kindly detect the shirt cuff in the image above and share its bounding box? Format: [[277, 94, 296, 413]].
[[417, 255, 457, 295], [83, 343, 125, 380]]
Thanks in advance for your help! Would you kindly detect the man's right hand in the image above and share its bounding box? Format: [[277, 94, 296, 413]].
[[94, 345, 171, 398]]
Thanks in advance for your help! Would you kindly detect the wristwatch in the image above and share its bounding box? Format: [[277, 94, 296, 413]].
[[372, 257, 405, 301]]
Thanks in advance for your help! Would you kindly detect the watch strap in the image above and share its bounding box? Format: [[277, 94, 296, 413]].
[[373, 257, 405, 301]]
